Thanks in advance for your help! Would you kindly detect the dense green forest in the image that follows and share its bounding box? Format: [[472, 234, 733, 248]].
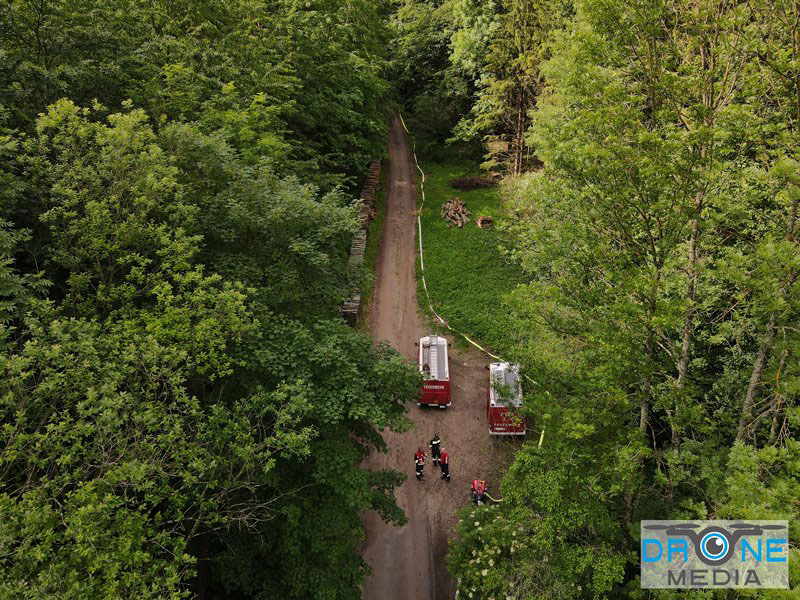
[[1, 0, 799, 598], [393, 0, 799, 597], [0, 1, 422, 598]]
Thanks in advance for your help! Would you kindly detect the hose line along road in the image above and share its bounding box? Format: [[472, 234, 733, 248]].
[[360, 117, 503, 600]]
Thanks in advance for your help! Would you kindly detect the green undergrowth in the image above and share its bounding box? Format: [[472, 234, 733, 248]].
[[415, 160, 526, 356]]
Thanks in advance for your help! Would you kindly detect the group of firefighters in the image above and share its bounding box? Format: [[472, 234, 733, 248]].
[[414, 434, 450, 481], [413, 434, 495, 505]]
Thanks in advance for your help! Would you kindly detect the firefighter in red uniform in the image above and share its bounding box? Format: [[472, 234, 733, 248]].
[[471, 479, 487, 505], [440, 450, 450, 481], [429, 433, 441, 466], [414, 447, 427, 480]]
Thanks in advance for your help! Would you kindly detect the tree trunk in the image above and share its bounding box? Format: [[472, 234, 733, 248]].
[[769, 393, 786, 444], [640, 395, 649, 433], [513, 95, 524, 176], [641, 276, 660, 434], [737, 314, 775, 443], [192, 530, 212, 600], [768, 345, 789, 444], [676, 219, 699, 385], [744, 189, 799, 444], [674, 202, 701, 448]]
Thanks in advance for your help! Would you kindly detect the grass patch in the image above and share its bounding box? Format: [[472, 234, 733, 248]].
[[357, 161, 388, 330], [416, 161, 527, 355]]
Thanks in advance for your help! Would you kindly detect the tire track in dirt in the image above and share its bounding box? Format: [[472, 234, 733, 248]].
[[360, 117, 506, 600]]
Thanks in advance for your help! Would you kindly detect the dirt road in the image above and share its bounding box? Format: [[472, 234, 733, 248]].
[[360, 117, 505, 600]]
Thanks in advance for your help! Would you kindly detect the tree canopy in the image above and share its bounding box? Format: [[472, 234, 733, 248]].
[[407, 0, 800, 596], [0, 1, 420, 598], [1, 0, 799, 597]]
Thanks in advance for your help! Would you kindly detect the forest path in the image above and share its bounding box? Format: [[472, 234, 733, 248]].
[[360, 117, 501, 600]]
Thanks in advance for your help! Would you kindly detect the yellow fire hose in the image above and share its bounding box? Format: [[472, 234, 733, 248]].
[[398, 112, 548, 448]]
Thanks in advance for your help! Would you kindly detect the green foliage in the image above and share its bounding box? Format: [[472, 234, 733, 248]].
[[359, 163, 389, 326], [0, 0, 390, 187], [0, 315, 311, 599], [26, 101, 200, 315], [0, 2, 421, 598], [442, 0, 800, 596], [416, 161, 526, 352], [389, 0, 477, 158], [450, 445, 628, 598], [451, 0, 572, 173], [395, 0, 572, 168], [161, 120, 360, 319]]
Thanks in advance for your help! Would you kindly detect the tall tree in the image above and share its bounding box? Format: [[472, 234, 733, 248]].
[[447, 0, 800, 594], [450, 0, 571, 173], [0, 2, 421, 597], [735, 0, 800, 445]]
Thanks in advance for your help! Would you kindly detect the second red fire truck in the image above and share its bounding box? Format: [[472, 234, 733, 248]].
[[487, 362, 525, 435]]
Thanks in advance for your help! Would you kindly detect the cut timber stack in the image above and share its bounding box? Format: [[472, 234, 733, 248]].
[[341, 159, 381, 325], [441, 197, 470, 228]]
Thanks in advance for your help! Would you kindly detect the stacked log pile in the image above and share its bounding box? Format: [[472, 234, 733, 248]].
[[360, 160, 380, 223], [341, 159, 381, 325], [441, 197, 470, 228]]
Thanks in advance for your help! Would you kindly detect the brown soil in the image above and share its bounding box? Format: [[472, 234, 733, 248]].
[[449, 175, 498, 191], [360, 117, 510, 600]]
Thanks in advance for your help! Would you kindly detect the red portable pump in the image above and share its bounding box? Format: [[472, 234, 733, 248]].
[[471, 479, 487, 505]]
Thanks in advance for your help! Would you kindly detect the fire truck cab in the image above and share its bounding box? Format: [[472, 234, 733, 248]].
[[487, 362, 525, 435], [417, 335, 451, 408]]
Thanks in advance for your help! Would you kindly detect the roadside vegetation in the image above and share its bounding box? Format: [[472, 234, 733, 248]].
[[359, 163, 389, 329], [416, 161, 526, 354], [1, 0, 798, 597], [0, 2, 419, 599], [393, 0, 800, 596]]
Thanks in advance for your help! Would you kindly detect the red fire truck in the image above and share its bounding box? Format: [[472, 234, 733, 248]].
[[417, 335, 451, 408], [487, 362, 525, 435]]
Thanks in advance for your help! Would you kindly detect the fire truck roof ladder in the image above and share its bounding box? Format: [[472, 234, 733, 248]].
[[429, 340, 439, 380]]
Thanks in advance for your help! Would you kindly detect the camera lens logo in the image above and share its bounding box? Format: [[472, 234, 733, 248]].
[[698, 528, 731, 565]]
